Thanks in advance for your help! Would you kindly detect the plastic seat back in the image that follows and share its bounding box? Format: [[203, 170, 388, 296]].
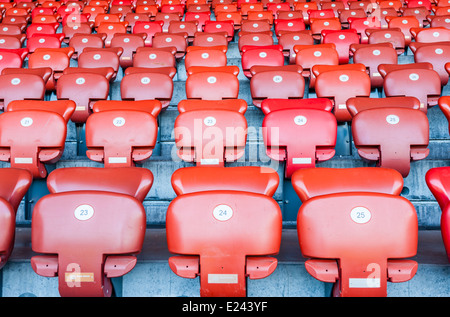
[[185, 71, 239, 100], [0, 73, 45, 111], [31, 191, 146, 297], [321, 29, 360, 64], [414, 43, 450, 85], [174, 109, 247, 166], [351, 107, 429, 177], [85, 110, 158, 167], [166, 190, 282, 296]]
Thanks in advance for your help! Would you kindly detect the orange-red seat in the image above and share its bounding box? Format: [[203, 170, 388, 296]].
[[321, 29, 360, 64], [77, 47, 123, 80], [132, 21, 164, 47], [0, 73, 46, 111], [260, 98, 333, 115], [177, 99, 247, 114], [31, 190, 147, 297], [0, 106, 75, 178], [5, 100, 77, 123], [262, 106, 337, 178], [85, 109, 158, 167], [174, 109, 247, 166], [366, 28, 406, 55], [293, 44, 339, 83], [185, 68, 239, 100], [110, 33, 146, 69], [166, 166, 282, 297], [350, 106, 429, 177], [413, 42, 450, 86], [292, 167, 418, 297], [241, 45, 284, 78]]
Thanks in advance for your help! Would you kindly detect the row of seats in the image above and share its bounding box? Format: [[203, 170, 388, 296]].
[[0, 164, 445, 297]]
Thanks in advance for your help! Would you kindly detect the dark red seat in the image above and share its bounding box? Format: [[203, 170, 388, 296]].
[[0, 168, 32, 269], [174, 109, 247, 166], [56, 72, 110, 123], [292, 167, 417, 297], [425, 166, 450, 263], [85, 110, 158, 167], [0, 107, 74, 178], [350, 107, 429, 177], [262, 107, 337, 178], [31, 190, 146, 296], [0, 73, 46, 111], [166, 167, 282, 297]]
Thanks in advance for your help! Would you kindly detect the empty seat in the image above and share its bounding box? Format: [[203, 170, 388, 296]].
[[0, 168, 32, 269], [241, 45, 284, 78], [293, 44, 339, 83], [185, 69, 239, 100], [133, 21, 164, 47], [278, 31, 314, 64], [321, 29, 360, 64], [350, 107, 429, 177], [92, 100, 162, 118], [6, 100, 77, 123], [85, 110, 158, 168], [274, 18, 306, 37], [152, 32, 188, 59], [0, 73, 46, 111], [262, 106, 337, 178], [366, 28, 406, 55], [382, 67, 442, 109], [314, 68, 371, 122], [68, 33, 106, 59], [31, 190, 146, 297], [425, 166, 450, 263], [177, 99, 247, 114], [349, 16, 381, 44], [97, 21, 129, 47], [120, 72, 174, 108], [260, 98, 334, 115], [292, 167, 418, 297], [238, 32, 274, 51], [310, 17, 341, 40], [193, 31, 228, 47], [184, 46, 228, 71], [78, 47, 123, 80], [386, 16, 420, 45], [166, 167, 282, 296], [346, 96, 422, 113], [438, 96, 450, 131], [110, 33, 146, 69], [56, 72, 110, 123], [26, 34, 65, 53], [410, 27, 450, 43], [174, 109, 247, 166], [0, 106, 75, 178], [413, 43, 450, 86], [250, 66, 305, 107]]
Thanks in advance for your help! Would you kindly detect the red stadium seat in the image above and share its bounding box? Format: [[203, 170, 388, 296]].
[[293, 44, 339, 83], [293, 167, 418, 297], [133, 21, 164, 47], [0, 168, 32, 269], [0, 73, 45, 111], [26, 34, 64, 53], [166, 167, 282, 296], [185, 11, 212, 31], [185, 68, 239, 100], [241, 45, 284, 78], [310, 17, 341, 40], [438, 95, 450, 131], [410, 27, 450, 43], [110, 33, 146, 69], [350, 107, 429, 177], [238, 32, 274, 52], [174, 109, 247, 166], [31, 190, 147, 297], [346, 96, 422, 114], [250, 66, 305, 107], [92, 100, 162, 117], [184, 46, 228, 71], [204, 20, 235, 42], [321, 29, 360, 64], [348, 16, 381, 44], [0, 106, 74, 178], [412, 42, 450, 86], [68, 33, 105, 59], [366, 28, 406, 55], [193, 31, 229, 47], [77, 47, 123, 80], [168, 20, 198, 43], [97, 21, 129, 47], [426, 166, 450, 263], [241, 19, 272, 33], [177, 99, 247, 113], [260, 98, 334, 115], [274, 18, 306, 37], [0, 34, 26, 50], [56, 72, 110, 123], [314, 67, 371, 122], [386, 16, 420, 45], [6, 100, 77, 123], [262, 107, 337, 178], [152, 32, 188, 59], [278, 31, 314, 64], [120, 72, 174, 108], [85, 110, 158, 167]]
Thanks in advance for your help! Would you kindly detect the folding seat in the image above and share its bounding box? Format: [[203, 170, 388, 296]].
[[400, 7, 429, 27], [184, 46, 228, 71], [97, 21, 129, 47], [247, 10, 275, 25], [0, 49, 26, 73], [31, 14, 60, 25], [121, 72, 173, 107], [262, 103, 337, 178], [276, 10, 303, 20], [203, 20, 235, 42], [186, 3, 211, 14], [6, 99, 77, 123], [386, 16, 420, 45], [260, 97, 334, 115], [377, 0, 403, 11], [110, 33, 146, 69], [350, 105, 429, 177], [110, 4, 134, 17], [292, 167, 418, 297], [56, 72, 110, 123], [160, 4, 185, 18], [152, 32, 188, 59], [278, 31, 314, 64], [320, 1, 346, 15], [177, 99, 248, 114], [166, 166, 282, 297], [349, 0, 375, 13], [346, 96, 422, 114], [0, 168, 32, 269], [308, 9, 336, 21], [348, 16, 381, 44], [31, 6, 57, 20], [62, 22, 94, 44], [338, 8, 367, 26], [26, 34, 65, 53], [0, 73, 46, 111], [132, 21, 164, 47], [351, 43, 398, 88], [0, 34, 25, 49], [25, 22, 59, 39], [321, 29, 360, 64], [77, 47, 123, 81], [83, 5, 107, 23], [428, 14, 450, 28], [85, 109, 158, 168], [92, 100, 162, 118], [134, 4, 159, 18], [250, 65, 305, 108], [240, 45, 284, 78], [0, 24, 24, 37], [267, 2, 291, 16], [425, 166, 450, 263], [241, 19, 272, 33], [410, 27, 450, 43], [366, 28, 406, 54], [155, 12, 181, 32], [0, 104, 75, 178], [314, 67, 371, 122], [238, 32, 274, 53], [381, 66, 442, 109], [309, 17, 342, 40], [185, 67, 239, 100], [132, 46, 177, 70], [28, 47, 74, 91], [239, 2, 264, 18], [185, 11, 212, 32], [274, 18, 306, 37], [174, 108, 247, 166], [294, 43, 340, 85], [168, 20, 198, 43], [124, 13, 151, 31], [192, 31, 229, 47], [31, 189, 147, 297], [412, 42, 450, 86]]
